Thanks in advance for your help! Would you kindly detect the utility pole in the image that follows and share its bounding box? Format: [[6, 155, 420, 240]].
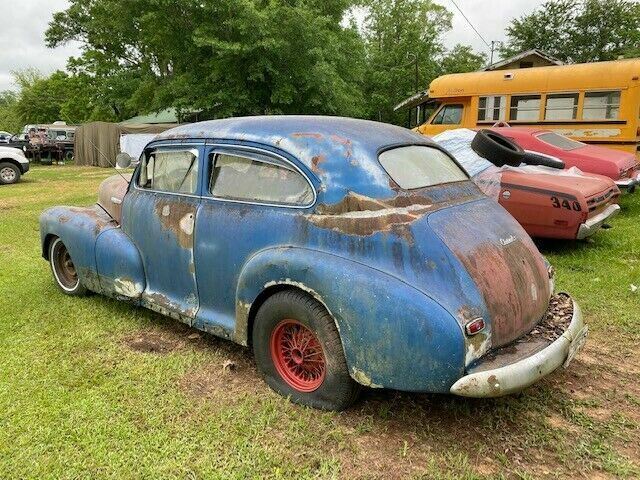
[[490, 40, 495, 66]]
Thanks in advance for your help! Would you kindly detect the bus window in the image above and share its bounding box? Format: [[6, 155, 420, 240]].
[[583, 91, 621, 120], [432, 104, 463, 125], [545, 93, 578, 120], [478, 96, 506, 122], [509, 95, 541, 121]]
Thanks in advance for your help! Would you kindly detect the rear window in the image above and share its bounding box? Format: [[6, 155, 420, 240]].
[[537, 132, 585, 151], [379, 146, 468, 189]]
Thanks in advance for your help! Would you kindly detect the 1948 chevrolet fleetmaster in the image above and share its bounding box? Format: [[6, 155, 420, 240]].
[[40, 116, 588, 410]]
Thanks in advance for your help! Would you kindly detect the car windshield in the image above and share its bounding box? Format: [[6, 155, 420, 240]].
[[379, 145, 468, 189], [537, 132, 585, 151]]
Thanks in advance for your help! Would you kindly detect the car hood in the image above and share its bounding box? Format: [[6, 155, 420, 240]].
[[0, 145, 26, 158], [572, 145, 638, 171], [496, 167, 616, 199]]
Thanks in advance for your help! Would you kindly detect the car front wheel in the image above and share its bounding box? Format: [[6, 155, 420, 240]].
[[252, 290, 360, 410], [49, 237, 88, 296], [0, 162, 20, 185]]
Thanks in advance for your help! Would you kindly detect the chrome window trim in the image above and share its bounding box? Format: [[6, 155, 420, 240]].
[[132, 146, 202, 198], [205, 143, 317, 209]]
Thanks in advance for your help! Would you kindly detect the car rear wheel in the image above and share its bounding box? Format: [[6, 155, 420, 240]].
[[49, 237, 88, 296], [0, 162, 20, 185], [252, 290, 360, 410]]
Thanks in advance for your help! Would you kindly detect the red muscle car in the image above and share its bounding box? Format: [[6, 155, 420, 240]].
[[491, 127, 640, 192]]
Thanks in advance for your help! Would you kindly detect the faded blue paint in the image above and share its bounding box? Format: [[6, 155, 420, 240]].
[[95, 228, 146, 298], [39, 115, 551, 393]]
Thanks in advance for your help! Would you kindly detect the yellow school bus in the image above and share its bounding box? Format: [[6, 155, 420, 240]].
[[411, 59, 640, 156]]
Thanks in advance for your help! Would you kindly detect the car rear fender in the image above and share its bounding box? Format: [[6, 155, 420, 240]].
[[236, 246, 465, 392], [40, 205, 118, 292]]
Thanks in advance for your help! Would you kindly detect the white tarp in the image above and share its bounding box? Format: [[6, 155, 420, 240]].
[[119, 133, 157, 161], [433, 128, 493, 176], [434, 128, 594, 199]]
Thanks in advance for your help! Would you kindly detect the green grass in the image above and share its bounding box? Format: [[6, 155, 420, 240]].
[[1, 165, 638, 479]]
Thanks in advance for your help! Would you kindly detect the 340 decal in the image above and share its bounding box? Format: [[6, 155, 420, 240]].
[[551, 196, 582, 211]]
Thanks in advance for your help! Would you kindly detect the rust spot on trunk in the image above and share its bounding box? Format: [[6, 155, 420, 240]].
[[291, 132, 323, 139], [311, 154, 326, 174]]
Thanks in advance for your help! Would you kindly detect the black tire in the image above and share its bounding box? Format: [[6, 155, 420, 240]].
[[252, 290, 360, 411], [0, 162, 21, 185], [521, 151, 566, 169], [471, 129, 525, 167], [65, 150, 74, 161], [49, 237, 88, 296]]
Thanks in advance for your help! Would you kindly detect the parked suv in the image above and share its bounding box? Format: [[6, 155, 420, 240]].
[[0, 146, 30, 185]]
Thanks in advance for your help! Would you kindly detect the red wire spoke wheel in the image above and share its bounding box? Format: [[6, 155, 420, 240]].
[[270, 319, 326, 392], [253, 290, 360, 410]]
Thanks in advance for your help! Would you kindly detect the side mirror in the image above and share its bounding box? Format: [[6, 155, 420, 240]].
[[116, 152, 133, 169]]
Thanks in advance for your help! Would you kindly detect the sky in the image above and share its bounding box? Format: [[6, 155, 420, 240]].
[[0, 0, 549, 92]]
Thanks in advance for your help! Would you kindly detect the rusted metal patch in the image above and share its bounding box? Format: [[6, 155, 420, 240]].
[[154, 201, 195, 249], [310, 154, 326, 174], [97, 174, 131, 223], [307, 191, 434, 236]]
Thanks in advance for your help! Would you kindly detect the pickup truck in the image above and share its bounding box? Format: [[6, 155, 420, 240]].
[[0, 146, 30, 185]]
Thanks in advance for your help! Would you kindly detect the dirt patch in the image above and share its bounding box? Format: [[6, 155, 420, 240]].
[[122, 331, 185, 355], [179, 354, 267, 400]]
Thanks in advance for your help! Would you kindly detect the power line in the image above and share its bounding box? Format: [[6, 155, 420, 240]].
[[449, 0, 491, 49]]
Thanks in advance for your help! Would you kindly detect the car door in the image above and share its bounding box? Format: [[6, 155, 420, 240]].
[[121, 144, 203, 322], [193, 145, 316, 340]]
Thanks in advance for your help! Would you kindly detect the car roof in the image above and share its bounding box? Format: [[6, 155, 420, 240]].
[[153, 115, 439, 202]]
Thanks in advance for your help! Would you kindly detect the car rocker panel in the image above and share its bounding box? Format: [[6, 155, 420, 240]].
[[39, 116, 586, 409]]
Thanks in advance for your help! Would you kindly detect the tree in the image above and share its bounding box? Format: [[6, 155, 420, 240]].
[[360, 0, 453, 124], [46, 0, 367, 118], [501, 0, 640, 63], [0, 90, 21, 133], [440, 44, 487, 75]]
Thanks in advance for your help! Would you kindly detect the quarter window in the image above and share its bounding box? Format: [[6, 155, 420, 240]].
[[545, 93, 579, 120], [210, 152, 314, 206], [478, 96, 506, 122], [431, 104, 463, 125], [583, 91, 621, 120], [138, 149, 199, 194], [509, 95, 541, 121]]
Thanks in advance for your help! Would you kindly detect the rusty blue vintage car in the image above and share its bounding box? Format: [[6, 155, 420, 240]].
[[40, 116, 587, 410]]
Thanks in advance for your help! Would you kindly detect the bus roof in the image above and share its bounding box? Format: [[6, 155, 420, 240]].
[[428, 59, 640, 98]]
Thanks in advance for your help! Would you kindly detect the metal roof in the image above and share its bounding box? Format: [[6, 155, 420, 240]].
[[153, 115, 438, 202]]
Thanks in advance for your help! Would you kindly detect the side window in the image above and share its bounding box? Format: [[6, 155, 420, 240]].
[[509, 95, 541, 121], [138, 149, 199, 194], [210, 152, 314, 206], [545, 93, 579, 120], [478, 96, 506, 122], [583, 91, 621, 120], [431, 104, 463, 125]]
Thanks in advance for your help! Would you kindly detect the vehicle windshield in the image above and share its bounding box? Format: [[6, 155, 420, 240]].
[[379, 145, 468, 189], [537, 132, 585, 151]]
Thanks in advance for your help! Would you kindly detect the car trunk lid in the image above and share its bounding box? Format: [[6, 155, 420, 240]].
[[427, 198, 551, 348]]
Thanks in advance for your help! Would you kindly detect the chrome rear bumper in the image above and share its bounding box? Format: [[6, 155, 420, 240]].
[[450, 297, 587, 398], [615, 173, 639, 191], [576, 204, 620, 239]]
